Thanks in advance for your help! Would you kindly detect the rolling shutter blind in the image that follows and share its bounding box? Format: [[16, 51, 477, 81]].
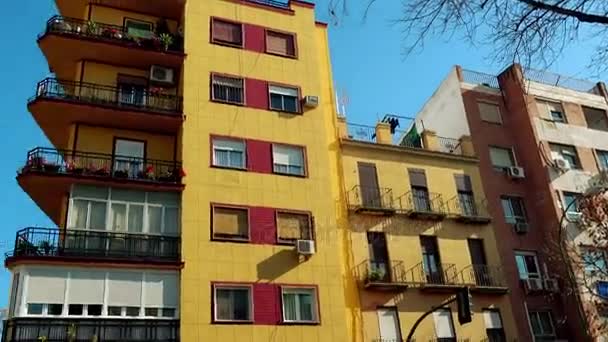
[[212, 20, 242, 44], [69, 271, 105, 304], [408, 169, 428, 187], [433, 309, 455, 338], [107, 271, 142, 306], [145, 273, 178, 307], [272, 145, 303, 166], [269, 85, 298, 97], [27, 269, 67, 304], [454, 175, 472, 192], [483, 310, 503, 329], [266, 31, 294, 56]]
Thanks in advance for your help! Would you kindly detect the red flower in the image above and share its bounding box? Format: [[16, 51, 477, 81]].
[[179, 168, 186, 177], [146, 165, 154, 173]]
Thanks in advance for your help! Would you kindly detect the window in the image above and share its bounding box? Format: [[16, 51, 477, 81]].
[[114, 139, 145, 177], [266, 30, 296, 57], [562, 192, 581, 214], [281, 287, 318, 323], [433, 308, 456, 340], [48, 304, 63, 316], [478, 101, 502, 124], [537, 100, 566, 123], [214, 285, 252, 322], [489, 146, 516, 169], [483, 309, 505, 342], [514, 251, 541, 280], [272, 145, 305, 176], [212, 75, 244, 104], [549, 143, 580, 169], [211, 19, 243, 47], [126, 307, 140, 317], [277, 212, 312, 244], [212, 206, 249, 240], [582, 250, 607, 275], [68, 304, 83, 316], [108, 306, 122, 316], [124, 18, 154, 39], [583, 106, 608, 131], [27, 304, 43, 315], [269, 85, 299, 113], [9, 273, 20, 316], [528, 311, 555, 339], [212, 138, 246, 169], [500, 196, 527, 224], [597, 150, 608, 171], [117, 75, 147, 107]]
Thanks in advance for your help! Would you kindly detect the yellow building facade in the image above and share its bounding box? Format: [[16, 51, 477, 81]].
[[337, 120, 519, 341]]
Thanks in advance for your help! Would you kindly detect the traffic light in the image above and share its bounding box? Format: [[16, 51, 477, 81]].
[[456, 287, 472, 325]]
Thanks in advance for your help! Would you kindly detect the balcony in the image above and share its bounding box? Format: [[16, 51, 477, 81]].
[[17, 147, 183, 225], [38, 16, 185, 81], [5, 227, 181, 267], [346, 185, 396, 215], [396, 191, 446, 220], [29, 78, 184, 149], [406, 262, 463, 292], [2, 317, 179, 342], [360, 259, 409, 292], [56, 0, 186, 20], [446, 196, 492, 224], [460, 265, 508, 294]]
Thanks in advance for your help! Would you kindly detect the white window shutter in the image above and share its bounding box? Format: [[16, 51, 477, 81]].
[[107, 271, 142, 306], [27, 269, 67, 304], [433, 309, 455, 338], [269, 85, 298, 97], [273, 145, 303, 166], [69, 271, 105, 304], [483, 310, 503, 329], [145, 273, 179, 308]]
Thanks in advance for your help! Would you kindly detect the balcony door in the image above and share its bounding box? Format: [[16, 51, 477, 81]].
[[358, 162, 381, 208], [455, 175, 476, 216], [468, 239, 489, 286], [367, 232, 390, 282], [377, 307, 402, 341], [420, 236, 443, 284], [117, 75, 147, 107], [409, 169, 431, 212], [114, 139, 145, 178]]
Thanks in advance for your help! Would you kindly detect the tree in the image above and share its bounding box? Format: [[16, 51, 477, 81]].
[[328, 0, 608, 72]]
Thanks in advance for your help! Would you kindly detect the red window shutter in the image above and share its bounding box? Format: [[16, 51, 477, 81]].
[[249, 207, 277, 244], [212, 19, 242, 45], [244, 24, 265, 53], [245, 78, 269, 110], [253, 283, 280, 325], [246, 139, 272, 174]]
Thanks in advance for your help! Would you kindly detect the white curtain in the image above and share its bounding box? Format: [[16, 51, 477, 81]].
[[111, 203, 127, 232], [128, 204, 144, 233], [148, 206, 162, 234]]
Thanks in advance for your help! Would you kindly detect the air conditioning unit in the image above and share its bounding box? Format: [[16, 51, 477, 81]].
[[524, 278, 543, 293], [296, 240, 316, 255], [150, 65, 175, 85], [553, 157, 571, 171], [514, 222, 529, 234], [566, 211, 582, 222], [507, 166, 525, 179], [544, 278, 559, 292], [303, 95, 319, 108]]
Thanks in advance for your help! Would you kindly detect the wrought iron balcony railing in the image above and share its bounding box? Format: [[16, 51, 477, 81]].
[[247, 0, 290, 8], [32, 78, 183, 115], [396, 191, 446, 216], [21, 147, 184, 185], [437, 136, 462, 155], [405, 262, 461, 286], [7, 227, 180, 263], [346, 185, 395, 213], [446, 196, 491, 222], [43, 15, 184, 53], [361, 259, 409, 285], [2, 318, 179, 342], [460, 264, 507, 289]]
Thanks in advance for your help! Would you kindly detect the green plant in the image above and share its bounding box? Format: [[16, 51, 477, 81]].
[[90, 334, 98, 342], [159, 33, 174, 51], [67, 323, 77, 342], [86, 21, 98, 35], [368, 270, 382, 282], [37, 336, 48, 342], [38, 240, 54, 255]]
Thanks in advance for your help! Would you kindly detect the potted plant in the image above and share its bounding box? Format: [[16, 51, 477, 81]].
[[159, 33, 174, 51], [66, 161, 85, 175], [101, 27, 121, 39], [37, 336, 48, 342], [138, 165, 155, 180], [38, 240, 55, 256], [113, 169, 129, 178], [368, 270, 382, 282], [67, 324, 77, 342], [43, 161, 60, 173], [86, 20, 98, 35], [26, 156, 45, 171]]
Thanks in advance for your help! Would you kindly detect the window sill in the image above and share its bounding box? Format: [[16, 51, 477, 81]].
[[272, 171, 307, 178], [213, 320, 254, 325], [270, 107, 302, 115], [211, 40, 244, 50], [280, 320, 320, 325], [265, 50, 298, 60], [211, 164, 248, 172], [212, 236, 251, 244], [211, 98, 245, 107], [480, 120, 503, 126]]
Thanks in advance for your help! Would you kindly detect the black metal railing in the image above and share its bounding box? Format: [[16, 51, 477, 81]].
[[460, 265, 507, 288], [43, 15, 183, 53], [361, 259, 409, 284], [247, 0, 290, 9], [523, 67, 599, 94], [405, 262, 460, 285], [33, 78, 183, 114], [347, 185, 394, 211], [345, 123, 410, 145], [21, 147, 184, 185], [461, 69, 499, 89], [446, 196, 490, 219], [437, 136, 462, 155], [7, 227, 180, 263], [3, 318, 179, 342], [396, 191, 446, 215]]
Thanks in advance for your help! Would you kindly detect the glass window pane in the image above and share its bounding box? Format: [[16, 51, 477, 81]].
[[489, 147, 514, 167], [539, 312, 553, 334], [270, 93, 283, 110], [164, 207, 179, 235], [216, 288, 250, 321], [128, 205, 144, 233], [70, 199, 89, 229], [501, 198, 514, 222], [515, 255, 528, 279], [145, 308, 159, 317], [126, 307, 140, 317], [111, 203, 127, 232], [524, 255, 538, 274], [72, 185, 108, 200], [529, 313, 542, 334], [162, 308, 176, 317], [68, 304, 83, 316], [88, 304, 102, 316], [27, 303, 43, 315], [89, 201, 107, 230], [108, 306, 122, 316], [233, 289, 250, 320], [283, 96, 298, 112], [298, 293, 314, 321], [282, 293, 297, 321], [48, 304, 62, 316], [148, 206, 162, 234], [598, 150, 608, 170], [111, 189, 145, 202]]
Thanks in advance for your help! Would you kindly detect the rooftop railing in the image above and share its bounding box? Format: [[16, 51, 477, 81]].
[[524, 67, 599, 94], [32, 78, 183, 115], [247, 0, 290, 8], [7, 227, 180, 263], [437, 136, 462, 155], [43, 15, 183, 53], [21, 147, 184, 185], [461, 69, 499, 89]]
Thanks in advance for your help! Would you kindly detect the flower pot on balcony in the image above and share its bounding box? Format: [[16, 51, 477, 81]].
[[113, 170, 129, 178], [43, 163, 60, 173]]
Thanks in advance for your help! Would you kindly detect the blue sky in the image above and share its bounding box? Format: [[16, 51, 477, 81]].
[[0, 0, 604, 307]]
